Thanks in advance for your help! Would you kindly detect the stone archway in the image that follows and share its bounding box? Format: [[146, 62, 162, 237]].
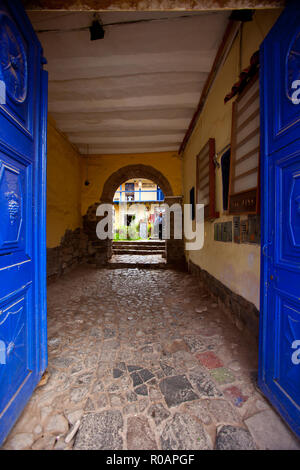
[[100, 164, 174, 203], [83, 164, 185, 267]]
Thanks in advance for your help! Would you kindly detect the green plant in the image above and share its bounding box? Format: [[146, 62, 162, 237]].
[[118, 225, 129, 240], [128, 222, 139, 240]]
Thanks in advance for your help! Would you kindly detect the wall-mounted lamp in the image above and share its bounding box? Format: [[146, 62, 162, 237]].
[[89, 15, 105, 41], [229, 10, 254, 22]]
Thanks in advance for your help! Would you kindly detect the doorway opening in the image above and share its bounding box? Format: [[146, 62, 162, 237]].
[[110, 177, 167, 267]]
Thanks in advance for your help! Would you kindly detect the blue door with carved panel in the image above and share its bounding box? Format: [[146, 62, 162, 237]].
[[259, 1, 300, 438], [0, 1, 47, 445]]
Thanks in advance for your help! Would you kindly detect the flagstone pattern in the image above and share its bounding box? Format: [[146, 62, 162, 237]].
[[2, 265, 299, 450]]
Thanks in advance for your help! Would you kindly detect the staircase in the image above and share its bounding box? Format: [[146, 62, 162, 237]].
[[109, 240, 167, 269], [112, 240, 166, 256]]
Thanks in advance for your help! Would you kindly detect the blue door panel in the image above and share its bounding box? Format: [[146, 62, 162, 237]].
[[0, 288, 33, 413], [259, 0, 300, 438], [0, 3, 38, 139], [0, 156, 31, 253], [262, 6, 300, 155], [274, 149, 300, 270], [0, 1, 47, 446], [275, 297, 300, 404]]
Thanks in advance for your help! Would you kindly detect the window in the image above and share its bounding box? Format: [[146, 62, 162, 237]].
[[228, 75, 260, 214], [125, 182, 135, 201], [196, 138, 219, 220]]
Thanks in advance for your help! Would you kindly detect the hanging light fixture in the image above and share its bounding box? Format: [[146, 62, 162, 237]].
[[89, 14, 105, 41]]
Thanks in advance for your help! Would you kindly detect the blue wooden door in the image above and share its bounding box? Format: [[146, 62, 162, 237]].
[[259, 1, 300, 438], [0, 1, 47, 445]]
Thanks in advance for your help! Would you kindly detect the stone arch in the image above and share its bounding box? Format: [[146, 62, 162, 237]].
[[83, 164, 185, 267], [100, 164, 173, 202]]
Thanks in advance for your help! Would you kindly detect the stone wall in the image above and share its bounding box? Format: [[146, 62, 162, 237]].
[[83, 201, 113, 266], [188, 259, 259, 341], [47, 228, 88, 281]]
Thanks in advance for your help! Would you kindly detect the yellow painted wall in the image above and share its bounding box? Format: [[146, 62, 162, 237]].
[[81, 151, 182, 215], [183, 9, 282, 309], [47, 115, 82, 248]]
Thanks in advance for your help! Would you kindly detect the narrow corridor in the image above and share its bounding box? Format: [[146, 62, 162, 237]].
[[3, 266, 299, 450]]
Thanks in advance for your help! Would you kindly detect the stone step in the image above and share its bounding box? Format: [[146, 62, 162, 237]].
[[113, 241, 165, 248], [108, 262, 168, 270], [113, 242, 166, 248], [108, 254, 167, 270], [113, 249, 165, 255], [113, 245, 165, 251]]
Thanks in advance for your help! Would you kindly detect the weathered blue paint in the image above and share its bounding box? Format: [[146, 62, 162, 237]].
[[0, 1, 48, 446], [259, 1, 300, 438]]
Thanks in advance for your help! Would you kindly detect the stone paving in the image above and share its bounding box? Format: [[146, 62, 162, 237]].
[[2, 265, 300, 450]]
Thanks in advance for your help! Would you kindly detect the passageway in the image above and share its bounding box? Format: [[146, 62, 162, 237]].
[[3, 265, 299, 450], [1, 1, 300, 450]]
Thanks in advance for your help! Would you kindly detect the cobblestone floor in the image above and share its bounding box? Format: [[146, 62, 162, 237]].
[[2, 265, 300, 450]]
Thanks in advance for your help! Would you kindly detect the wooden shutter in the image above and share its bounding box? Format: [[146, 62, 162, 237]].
[[196, 138, 219, 220], [228, 75, 260, 214]]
